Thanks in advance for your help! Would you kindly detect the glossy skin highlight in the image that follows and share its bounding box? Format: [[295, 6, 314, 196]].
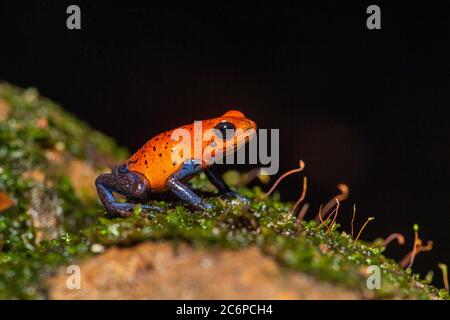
[[95, 110, 257, 217]]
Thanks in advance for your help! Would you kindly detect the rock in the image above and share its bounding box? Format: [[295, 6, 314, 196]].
[[48, 242, 361, 300], [20, 148, 105, 241], [66, 158, 100, 201], [0, 98, 11, 121]]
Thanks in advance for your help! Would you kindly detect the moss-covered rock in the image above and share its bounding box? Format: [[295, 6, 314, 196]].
[[0, 83, 447, 300], [0, 83, 126, 298]]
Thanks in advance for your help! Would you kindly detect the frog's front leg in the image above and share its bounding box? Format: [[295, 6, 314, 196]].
[[204, 167, 249, 204], [95, 164, 161, 217], [166, 160, 212, 211]]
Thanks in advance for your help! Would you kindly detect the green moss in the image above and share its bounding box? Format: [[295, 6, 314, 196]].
[[0, 83, 448, 300], [82, 180, 448, 300], [0, 83, 124, 298]]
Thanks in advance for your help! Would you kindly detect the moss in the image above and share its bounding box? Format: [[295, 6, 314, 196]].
[[82, 181, 448, 300], [0, 83, 448, 300], [0, 83, 124, 298]]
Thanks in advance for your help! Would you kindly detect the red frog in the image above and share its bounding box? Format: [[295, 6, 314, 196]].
[[95, 110, 257, 217]]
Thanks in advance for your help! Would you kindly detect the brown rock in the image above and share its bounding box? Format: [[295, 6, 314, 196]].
[[44, 148, 102, 201], [20, 148, 104, 242], [48, 242, 362, 300], [66, 159, 99, 201], [0, 98, 11, 121]]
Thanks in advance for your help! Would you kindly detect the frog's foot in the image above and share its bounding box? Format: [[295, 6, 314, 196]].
[[95, 164, 158, 218], [166, 160, 212, 211], [218, 190, 250, 205]]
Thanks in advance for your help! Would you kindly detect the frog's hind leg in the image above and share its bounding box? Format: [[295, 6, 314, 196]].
[[166, 160, 212, 211], [204, 167, 249, 204], [204, 167, 231, 194], [95, 164, 161, 217]]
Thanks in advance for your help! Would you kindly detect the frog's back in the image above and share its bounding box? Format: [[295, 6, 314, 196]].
[[127, 129, 180, 191]]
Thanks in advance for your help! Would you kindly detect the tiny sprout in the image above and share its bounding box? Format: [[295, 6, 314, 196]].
[[438, 263, 449, 292], [326, 199, 340, 234], [407, 224, 420, 269], [291, 176, 308, 215], [321, 184, 349, 219], [354, 217, 375, 242], [351, 203, 356, 238], [317, 205, 325, 228], [265, 160, 305, 197], [382, 233, 405, 248], [317, 200, 339, 232], [399, 225, 433, 269], [424, 271, 434, 285], [295, 203, 310, 230]]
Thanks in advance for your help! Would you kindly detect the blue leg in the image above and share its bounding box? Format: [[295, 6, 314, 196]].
[[204, 167, 249, 204], [166, 160, 212, 210], [95, 165, 162, 217]]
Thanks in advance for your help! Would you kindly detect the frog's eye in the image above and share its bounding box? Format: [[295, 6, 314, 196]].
[[215, 121, 236, 139]]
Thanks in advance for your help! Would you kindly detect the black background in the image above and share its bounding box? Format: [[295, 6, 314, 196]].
[[1, 1, 449, 287]]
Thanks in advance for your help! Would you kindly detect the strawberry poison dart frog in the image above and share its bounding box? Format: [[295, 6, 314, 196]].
[[95, 110, 257, 217]]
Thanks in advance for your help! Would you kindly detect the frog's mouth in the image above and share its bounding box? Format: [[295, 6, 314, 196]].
[[221, 129, 256, 153]]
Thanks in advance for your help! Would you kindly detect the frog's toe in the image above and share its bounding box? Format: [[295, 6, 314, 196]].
[[141, 204, 164, 212], [198, 201, 214, 211]]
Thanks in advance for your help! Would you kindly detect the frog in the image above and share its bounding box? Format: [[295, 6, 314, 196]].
[[95, 110, 257, 217]]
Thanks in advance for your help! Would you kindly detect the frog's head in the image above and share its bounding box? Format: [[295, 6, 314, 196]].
[[204, 110, 257, 154], [169, 110, 257, 166]]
